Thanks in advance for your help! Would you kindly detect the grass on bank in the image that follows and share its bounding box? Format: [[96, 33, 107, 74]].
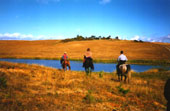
[[0, 61, 169, 111], [1, 56, 170, 66]]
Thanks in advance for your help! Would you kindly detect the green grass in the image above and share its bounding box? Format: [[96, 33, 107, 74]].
[[116, 84, 130, 95], [0, 76, 7, 89]]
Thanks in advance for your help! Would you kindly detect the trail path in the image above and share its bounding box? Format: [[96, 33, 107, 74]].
[[155, 43, 170, 59], [163, 45, 170, 52]]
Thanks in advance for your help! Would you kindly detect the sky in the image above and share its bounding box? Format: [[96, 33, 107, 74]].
[[0, 0, 170, 42]]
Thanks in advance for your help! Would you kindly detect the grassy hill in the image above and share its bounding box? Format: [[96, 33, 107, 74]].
[[0, 61, 169, 111], [0, 40, 170, 63]]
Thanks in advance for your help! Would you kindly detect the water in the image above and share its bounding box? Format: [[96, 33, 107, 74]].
[[0, 58, 168, 72]]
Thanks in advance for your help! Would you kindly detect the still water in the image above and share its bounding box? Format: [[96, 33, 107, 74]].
[[0, 58, 167, 72]]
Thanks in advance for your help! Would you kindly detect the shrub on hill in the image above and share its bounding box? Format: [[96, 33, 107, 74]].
[[133, 40, 144, 43], [61, 35, 113, 42]]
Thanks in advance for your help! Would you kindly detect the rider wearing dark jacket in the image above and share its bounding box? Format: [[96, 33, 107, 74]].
[[83, 48, 94, 73]]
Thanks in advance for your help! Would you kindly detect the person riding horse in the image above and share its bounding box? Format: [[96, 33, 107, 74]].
[[116, 51, 130, 81], [164, 78, 170, 111], [83, 48, 94, 75], [60, 52, 71, 70]]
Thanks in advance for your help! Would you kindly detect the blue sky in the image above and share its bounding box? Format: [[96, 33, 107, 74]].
[[0, 0, 170, 42]]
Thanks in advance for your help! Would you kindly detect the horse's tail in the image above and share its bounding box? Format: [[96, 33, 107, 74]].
[[119, 64, 127, 74], [126, 64, 131, 83], [127, 70, 131, 83]]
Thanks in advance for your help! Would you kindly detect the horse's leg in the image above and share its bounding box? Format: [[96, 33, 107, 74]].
[[89, 68, 92, 76], [62, 64, 65, 71], [85, 68, 88, 75], [68, 64, 71, 70], [66, 64, 67, 71], [118, 74, 120, 81], [64, 64, 67, 71], [121, 74, 123, 81], [124, 75, 127, 83], [87, 68, 90, 75], [127, 75, 130, 83], [127, 72, 131, 83], [86, 68, 91, 76]]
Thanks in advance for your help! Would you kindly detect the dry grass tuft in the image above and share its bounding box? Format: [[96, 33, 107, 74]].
[[0, 61, 168, 111]]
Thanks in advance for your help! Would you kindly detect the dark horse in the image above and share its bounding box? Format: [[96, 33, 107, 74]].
[[60, 59, 71, 71], [83, 57, 94, 75], [117, 64, 131, 83]]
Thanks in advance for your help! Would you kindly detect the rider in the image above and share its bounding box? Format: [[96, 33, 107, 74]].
[[83, 48, 94, 73], [83, 48, 92, 63], [60, 52, 68, 64], [116, 51, 128, 75], [85, 48, 92, 58], [164, 78, 170, 111]]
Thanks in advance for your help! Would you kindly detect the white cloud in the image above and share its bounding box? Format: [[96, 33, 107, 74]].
[[99, 0, 111, 4], [130, 35, 140, 40], [168, 35, 170, 38], [130, 34, 170, 43], [1, 32, 170, 43], [0, 33, 65, 40], [0, 33, 34, 40], [158, 34, 170, 43]]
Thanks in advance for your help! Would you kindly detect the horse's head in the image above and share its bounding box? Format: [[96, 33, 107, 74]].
[[119, 64, 127, 74]]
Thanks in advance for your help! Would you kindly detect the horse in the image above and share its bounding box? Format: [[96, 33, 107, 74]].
[[118, 64, 131, 83], [61, 59, 71, 71], [83, 57, 94, 75]]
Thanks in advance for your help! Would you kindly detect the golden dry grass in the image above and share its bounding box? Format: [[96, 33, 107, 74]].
[[0, 40, 170, 60], [0, 61, 169, 111]]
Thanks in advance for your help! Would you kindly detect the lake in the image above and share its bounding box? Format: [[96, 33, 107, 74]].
[[0, 58, 168, 72]]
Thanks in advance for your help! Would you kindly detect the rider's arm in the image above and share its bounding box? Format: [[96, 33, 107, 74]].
[[117, 55, 121, 61], [125, 56, 128, 61]]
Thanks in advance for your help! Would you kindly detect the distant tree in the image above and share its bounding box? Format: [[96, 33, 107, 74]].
[[76, 35, 84, 40], [133, 40, 138, 42], [99, 36, 101, 40], [115, 36, 119, 40], [106, 35, 111, 39], [90, 35, 96, 39], [133, 40, 144, 43], [139, 40, 144, 43]]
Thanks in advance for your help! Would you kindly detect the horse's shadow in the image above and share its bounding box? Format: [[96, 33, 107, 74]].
[[111, 78, 120, 82]]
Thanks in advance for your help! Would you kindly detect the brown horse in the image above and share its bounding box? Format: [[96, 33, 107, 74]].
[[118, 64, 131, 83], [61, 60, 71, 71]]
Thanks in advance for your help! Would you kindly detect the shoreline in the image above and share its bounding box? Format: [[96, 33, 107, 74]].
[[0, 57, 170, 66]]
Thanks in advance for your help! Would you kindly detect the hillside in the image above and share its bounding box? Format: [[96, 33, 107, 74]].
[[0, 61, 169, 111], [0, 40, 170, 61]]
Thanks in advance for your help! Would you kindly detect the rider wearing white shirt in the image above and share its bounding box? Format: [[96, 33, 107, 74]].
[[116, 51, 128, 74], [117, 52, 128, 64]]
